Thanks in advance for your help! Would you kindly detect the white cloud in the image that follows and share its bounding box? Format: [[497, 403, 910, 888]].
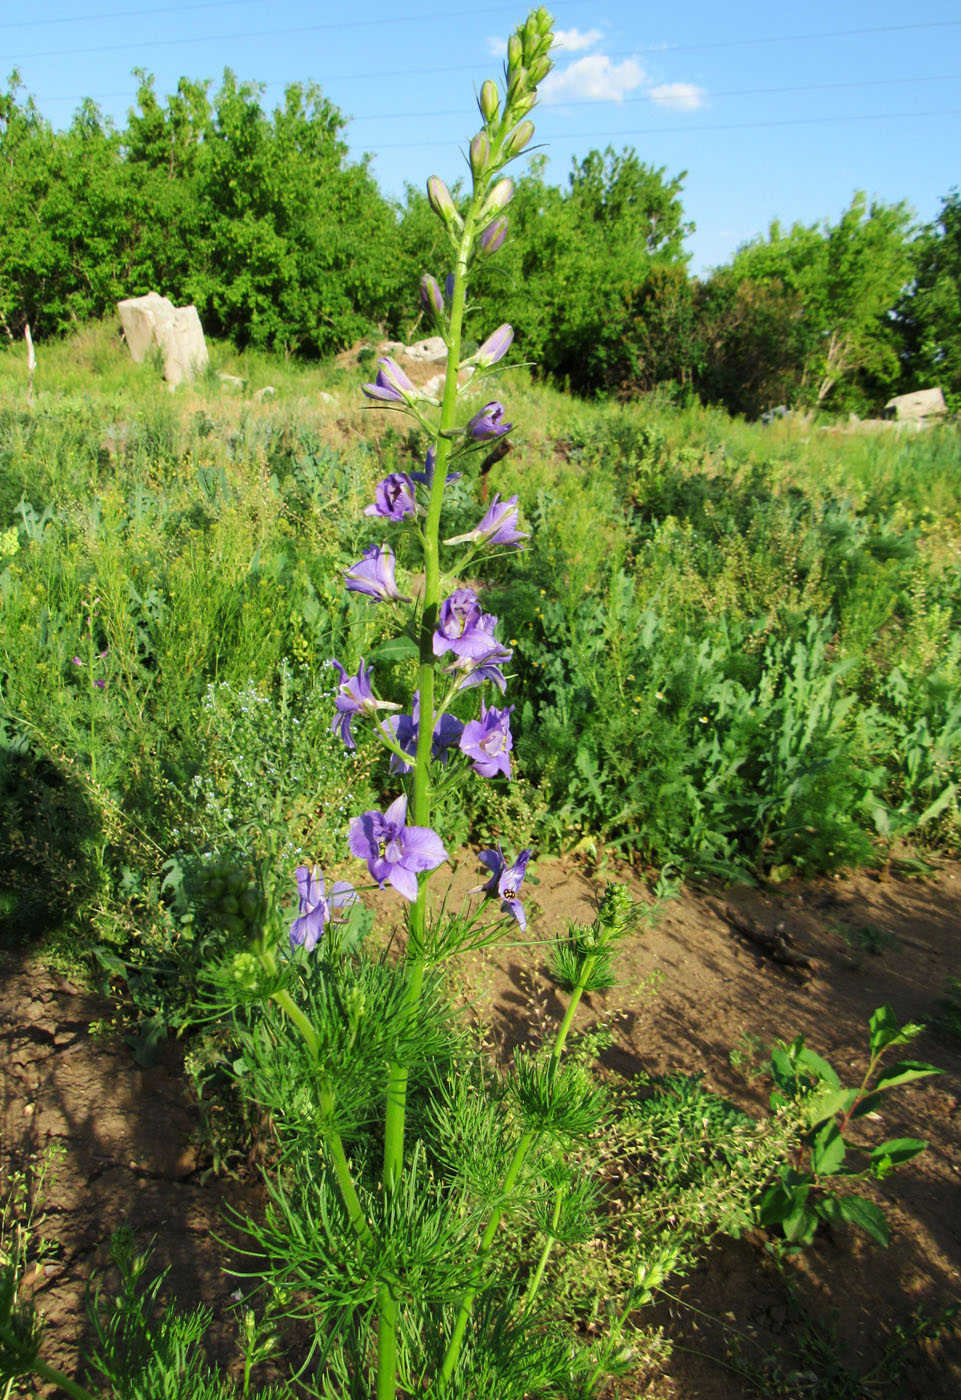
[[552, 27, 603, 53], [647, 82, 705, 111], [541, 55, 646, 105], [487, 37, 508, 58]]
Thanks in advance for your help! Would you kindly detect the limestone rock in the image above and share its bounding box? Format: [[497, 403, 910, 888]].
[[402, 336, 448, 363], [117, 292, 209, 386], [883, 387, 947, 422]]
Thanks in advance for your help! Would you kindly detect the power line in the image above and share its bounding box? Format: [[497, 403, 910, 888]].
[[3, 2, 550, 59], [7, 14, 961, 64], [0, 0, 256, 30], [370, 107, 961, 151]]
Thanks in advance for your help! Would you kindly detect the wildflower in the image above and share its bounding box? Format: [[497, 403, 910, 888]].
[[386, 694, 464, 774], [330, 658, 399, 749], [475, 845, 532, 930], [364, 473, 416, 522], [433, 589, 502, 660], [446, 612, 512, 693], [466, 402, 512, 441], [459, 703, 513, 778], [410, 444, 461, 489], [445, 494, 527, 549], [344, 544, 410, 602], [289, 865, 358, 953], [349, 794, 447, 902], [362, 357, 418, 406], [427, 176, 463, 234]]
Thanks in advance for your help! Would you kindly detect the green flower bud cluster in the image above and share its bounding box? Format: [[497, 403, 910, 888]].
[[195, 857, 266, 941], [426, 7, 554, 257]]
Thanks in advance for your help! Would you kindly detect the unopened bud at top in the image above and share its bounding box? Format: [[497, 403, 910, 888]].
[[470, 131, 491, 181], [427, 175, 463, 233], [508, 33, 523, 72], [478, 79, 499, 124], [502, 120, 535, 161]]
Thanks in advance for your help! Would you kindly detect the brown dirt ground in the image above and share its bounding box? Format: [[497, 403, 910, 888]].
[[2, 855, 960, 1398]]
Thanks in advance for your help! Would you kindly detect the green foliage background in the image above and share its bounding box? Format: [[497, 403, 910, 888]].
[[1, 73, 960, 412]]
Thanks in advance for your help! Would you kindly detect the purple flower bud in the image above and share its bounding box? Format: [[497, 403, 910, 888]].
[[445, 272, 455, 303], [466, 402, 512, 441], [364, 473, 416, 522], [362, 356, 417, 405], [502, 120, 535, 160], [470, 131, 491, 181], [475, 324, 513, 367], [344, 544, 411, 603], [478, 79, 499, 124], [427, 175, 463, 232], [478, 217, 508, 257], [420, 274, 445, 319]]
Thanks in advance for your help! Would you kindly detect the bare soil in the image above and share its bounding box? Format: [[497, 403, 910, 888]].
[[3, 856, 960, 1397]]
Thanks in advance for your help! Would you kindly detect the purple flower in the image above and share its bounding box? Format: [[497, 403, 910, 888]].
[[459, 703, 513, 779], [349, 794, 447, 902], [386, 693, 464, 774], [364, 473, 416, 522], [445, 613, 512, 693], [476, 846, 532, 930], [330, 657, 400, 749], [344, 545, 410, 603], [362, 357, 417, 406], [72, 656, 83, 665], [475, 324, 513, 368], [289, 865, 358, 953], [433, 589, 501, 660], [94, 678, 106, 689], [466, 402, 512, 441], [410, 445, 461, 489], [445, 494, 527, 549]]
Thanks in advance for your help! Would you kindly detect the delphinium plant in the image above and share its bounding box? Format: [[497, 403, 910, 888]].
[[0, 13, 661, 1399], [216, 11, 659, 1399]]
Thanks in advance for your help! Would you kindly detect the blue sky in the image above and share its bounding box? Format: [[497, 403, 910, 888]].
[[4, 1, 960, 272]]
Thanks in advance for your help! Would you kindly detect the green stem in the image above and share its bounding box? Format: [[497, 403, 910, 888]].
[[377, 204, 480, 1400], [268, 986, 373, 1250], [520, 1183, 565, 1318]]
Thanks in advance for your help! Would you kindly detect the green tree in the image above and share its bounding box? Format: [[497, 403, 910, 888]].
[[714, 194, 914, 412], [900, 189, 961, 405]]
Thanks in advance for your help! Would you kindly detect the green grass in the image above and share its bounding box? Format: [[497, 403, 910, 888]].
[[1, 323, 959, 980]]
